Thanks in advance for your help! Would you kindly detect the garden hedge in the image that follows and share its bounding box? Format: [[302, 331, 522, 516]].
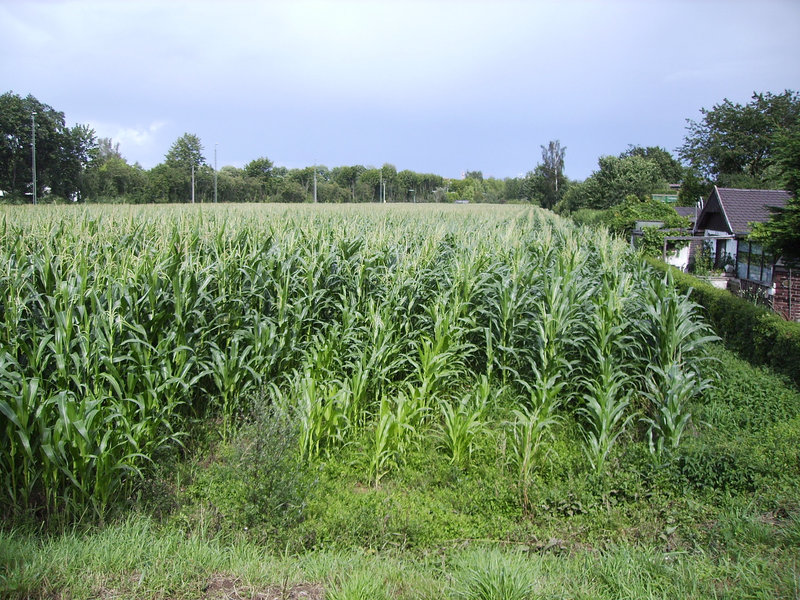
[[645, 256, 800, 387]]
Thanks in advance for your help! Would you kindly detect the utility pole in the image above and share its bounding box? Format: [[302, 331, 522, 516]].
[[214, 143, 218, 203], [31, 111, 37, 205], [191, 163, 195, 203], [313, 165, 317, 203]]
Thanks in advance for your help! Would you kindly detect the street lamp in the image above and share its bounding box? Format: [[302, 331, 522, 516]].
[[31, 111, 37, 205]]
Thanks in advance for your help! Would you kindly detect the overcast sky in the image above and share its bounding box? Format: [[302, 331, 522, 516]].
[[2, 0, 798, 180]]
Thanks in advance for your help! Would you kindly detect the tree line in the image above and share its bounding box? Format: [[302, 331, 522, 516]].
[[0, 92, 534, 205], [1, 89, 798, 213]]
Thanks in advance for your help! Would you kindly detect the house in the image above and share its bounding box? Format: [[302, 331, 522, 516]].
[[693, 187, 798, 320]]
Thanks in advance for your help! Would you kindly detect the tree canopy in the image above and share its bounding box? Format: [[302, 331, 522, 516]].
[[621, 145, 684, 184], [564, 153, 668, 211], [9, 88, 797, 212], [748, 126, 800, 266], [679, 90, 800, 188], [0, 91, 96, 200], [526, 140, 567, 210]]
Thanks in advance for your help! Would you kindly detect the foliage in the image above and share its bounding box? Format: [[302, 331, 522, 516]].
[[164, 133, 205, 168], [645, 256, 800, 386], [453, 550, 536, 600], [603, 195, 689, 236], [644, 364, 711, 458], [679, 90, 800, 187], [578, 276, 634, 474], [0, 91, 96, 201], [526, 140, 567, 210], [749, 197, 800, 268], [677, 167, 712, 207], [748, 124, 800, 266], [3, 331, 800, 598], [570, 196, 690, 259], [567, 208, 609, 228], [437, 379, 491, 470], [0, 204, 718, 525], [566, 154, 668, 210], [636, 271, 718, 459], [327, 570, 392, 600], [508, 405, 558, 513], [621, 145, 685, 183], [689, 242, 714, 276], [180, 399, 311, 542]]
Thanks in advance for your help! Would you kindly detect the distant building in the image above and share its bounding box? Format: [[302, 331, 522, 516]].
[[652, 193, 678, 204]]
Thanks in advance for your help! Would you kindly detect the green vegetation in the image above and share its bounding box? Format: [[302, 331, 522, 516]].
[[0, 93, 532, 205], [3, 341, 799, 598], [571, 195, 691, 259], [1, 204, 799, 598], [646, 256, 800, 387], [679, 90, 800, 190]]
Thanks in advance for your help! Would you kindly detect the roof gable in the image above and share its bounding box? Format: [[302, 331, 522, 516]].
[[694, 187, 730, 233], [696, 187, 791, 235]]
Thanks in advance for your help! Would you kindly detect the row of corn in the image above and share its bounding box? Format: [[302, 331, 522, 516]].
[[0, 204, 714, 519]]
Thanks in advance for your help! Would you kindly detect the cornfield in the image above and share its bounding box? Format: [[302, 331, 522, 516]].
[[0, 203, 715, 519]]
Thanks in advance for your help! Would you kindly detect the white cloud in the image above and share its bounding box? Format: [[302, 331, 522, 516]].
[[88, 120, 167, 165]]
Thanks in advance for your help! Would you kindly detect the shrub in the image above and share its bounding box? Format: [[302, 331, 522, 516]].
[[182, 398, 311, 543], [698, 346, 800, 433], [676, 440, 764, 494], [644, 257, 800, 386]]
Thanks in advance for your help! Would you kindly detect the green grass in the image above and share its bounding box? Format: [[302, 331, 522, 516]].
[[2, 510, 798, 599]]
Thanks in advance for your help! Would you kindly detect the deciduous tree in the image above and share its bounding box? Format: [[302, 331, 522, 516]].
[[537, 140, 567, 210], [0, 91, 96, 201], [679, 90, 800, 188], [749, 127, 800, 266]]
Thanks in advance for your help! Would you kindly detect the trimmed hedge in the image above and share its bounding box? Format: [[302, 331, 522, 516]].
[[645, 257, 800, 387]]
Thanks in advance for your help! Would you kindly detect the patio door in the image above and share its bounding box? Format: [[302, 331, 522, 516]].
[[714, 239, 728, 268]]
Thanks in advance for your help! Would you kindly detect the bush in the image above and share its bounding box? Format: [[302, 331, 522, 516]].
[[677, 440, 763, 493], [645, 257, 800, 386], [180, 398, 311, 544], [698, 346, 800, 433]]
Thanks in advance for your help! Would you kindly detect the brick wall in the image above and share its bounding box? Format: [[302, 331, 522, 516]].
[[772, 267, 800, 321]]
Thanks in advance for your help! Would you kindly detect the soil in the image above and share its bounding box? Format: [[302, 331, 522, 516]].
[[202, 575, 324, 600]]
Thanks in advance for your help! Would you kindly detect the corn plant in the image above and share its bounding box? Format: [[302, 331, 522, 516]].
[[508, 405, 558, 513], [0, 203, 721, 523], [637, 271, 718, 458], [578, 272, 636, 474], [643, 363, 712, 459], [369, 400, 400, 487], [437, 379, 491, 470], [639, 271, 719, 374], [579, 369, 633, 474], [368, 390, 426, 486], [525, 262, 591, 415], [294, 370, 351, 462]]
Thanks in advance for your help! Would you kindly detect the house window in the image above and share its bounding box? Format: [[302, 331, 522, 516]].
[[737, 242, 773, 285]]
